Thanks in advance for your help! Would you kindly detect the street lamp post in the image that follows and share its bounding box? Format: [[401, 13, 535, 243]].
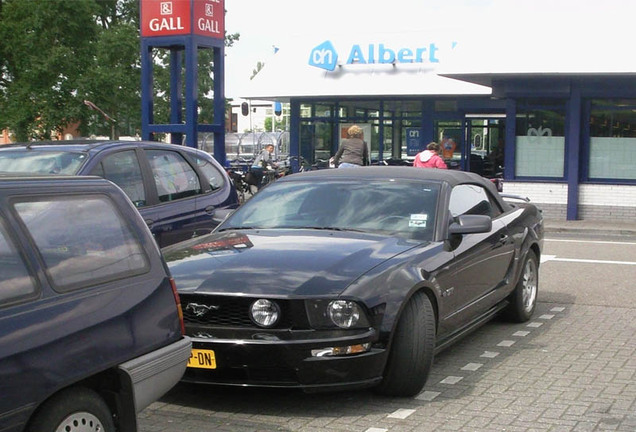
[[84, 100, 117, 139]]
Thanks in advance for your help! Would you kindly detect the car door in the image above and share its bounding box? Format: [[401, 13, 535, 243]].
[[436, 183, 515, 333], [141, 148, 201, 247], [187, 152, 233, 237]]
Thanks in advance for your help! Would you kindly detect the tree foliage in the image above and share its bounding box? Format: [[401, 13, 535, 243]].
[[0, 0, 239, 141]]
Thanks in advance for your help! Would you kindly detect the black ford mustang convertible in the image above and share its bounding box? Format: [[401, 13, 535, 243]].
[[163, 167, 543, 397]]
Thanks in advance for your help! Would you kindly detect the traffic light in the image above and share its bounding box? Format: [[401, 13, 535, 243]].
[[274, 102, 282, 117], [241, 102, 249, 116]]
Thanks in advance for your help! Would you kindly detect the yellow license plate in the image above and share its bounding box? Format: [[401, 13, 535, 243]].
[[187, 349, 216, 369]]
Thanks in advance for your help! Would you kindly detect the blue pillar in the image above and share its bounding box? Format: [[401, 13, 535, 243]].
[[504, 98, 516, 181], [290, 99, 301, 172], [140, 40, 153, 141], [213, 45, 226, 164], [169, 49, 183, 145], [184, 38, 198, 148], [566, 83, 582, 220]]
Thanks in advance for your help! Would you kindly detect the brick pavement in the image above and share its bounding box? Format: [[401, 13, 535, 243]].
[[138, 300, 636, 432]]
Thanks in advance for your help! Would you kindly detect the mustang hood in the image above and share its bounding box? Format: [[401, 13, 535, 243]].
[[163, 230, 421, 296]]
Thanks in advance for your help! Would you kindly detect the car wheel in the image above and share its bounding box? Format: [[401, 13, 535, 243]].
[[26, 387, 115, 432], [375, 292, 436, 397], [504, 251, 539, 322]]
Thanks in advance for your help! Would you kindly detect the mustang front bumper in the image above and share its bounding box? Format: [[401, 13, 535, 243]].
[[182, 328, 387, 392]]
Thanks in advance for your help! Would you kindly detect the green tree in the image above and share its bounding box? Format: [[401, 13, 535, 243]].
[[0, 0, 98, 141], [0, 0, 239, 141], [80, 0, 141, 139]]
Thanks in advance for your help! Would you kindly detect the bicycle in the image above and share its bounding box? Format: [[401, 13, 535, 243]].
[[226, 160, 256, 203]]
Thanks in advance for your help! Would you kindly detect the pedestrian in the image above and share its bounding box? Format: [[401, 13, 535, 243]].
[[413, 142, 448, 169], [333, 125, 369, 168]]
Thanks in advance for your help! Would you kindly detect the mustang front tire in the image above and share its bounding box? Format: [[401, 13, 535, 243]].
[[504, 251, 539, 322], [26, 387, 115, 432], [375, 292, 436, 397]]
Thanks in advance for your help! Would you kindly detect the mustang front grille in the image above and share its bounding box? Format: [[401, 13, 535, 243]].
[[181, 295, 299, 329]]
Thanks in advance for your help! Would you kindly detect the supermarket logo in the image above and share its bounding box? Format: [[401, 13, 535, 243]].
[[309, 41, 338, 71], [309, 39, 449, 71]]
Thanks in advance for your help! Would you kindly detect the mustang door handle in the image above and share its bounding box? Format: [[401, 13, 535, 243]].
[[204, 206, 215, 214], [498, 234, 509, 244]]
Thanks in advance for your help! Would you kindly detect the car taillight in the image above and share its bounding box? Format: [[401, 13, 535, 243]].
[[169, 277, 186, 335]]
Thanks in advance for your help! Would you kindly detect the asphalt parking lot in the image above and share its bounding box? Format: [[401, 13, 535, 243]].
[[139, 227, 636, 432]]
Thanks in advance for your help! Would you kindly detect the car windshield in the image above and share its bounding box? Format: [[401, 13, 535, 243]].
[[219, 178, 440, 241], [0, 150, 87, 175]]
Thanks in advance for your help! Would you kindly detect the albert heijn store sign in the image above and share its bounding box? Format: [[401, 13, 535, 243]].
[[140, 0, 224, 39]]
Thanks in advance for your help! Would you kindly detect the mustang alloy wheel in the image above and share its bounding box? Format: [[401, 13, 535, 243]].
[[505, 251, 539, 322]]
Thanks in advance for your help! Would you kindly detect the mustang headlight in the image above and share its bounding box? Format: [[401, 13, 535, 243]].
[[249, 299, 281, 328], [306, 299, 370, 329], [328, 300, 361, 328]]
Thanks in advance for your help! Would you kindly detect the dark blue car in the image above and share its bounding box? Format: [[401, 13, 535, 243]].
[[0, 175, 191, 432], [0, 140, 239, 247]]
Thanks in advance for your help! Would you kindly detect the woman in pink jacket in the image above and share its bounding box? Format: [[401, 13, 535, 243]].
[[413, 142, 448, 169]]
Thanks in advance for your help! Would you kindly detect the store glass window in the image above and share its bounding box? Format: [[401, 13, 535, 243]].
[[588, 99, 636, 180], [515, 101, 565, 177], [315, 104, 335, 118]]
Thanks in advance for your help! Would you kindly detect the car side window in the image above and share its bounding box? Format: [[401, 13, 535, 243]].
[[14, 195, 149, 292], [90, 150, 146, 208], [194, 156, 225, 191], [0, 218, 37, 304], [147, 150, 201, 202], [449, 184, 502, 219]]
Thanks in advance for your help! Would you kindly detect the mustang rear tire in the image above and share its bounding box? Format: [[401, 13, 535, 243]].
[[375, 292, 435, 397], [26, 387, 115, 432], [504, 251, 539, 322]]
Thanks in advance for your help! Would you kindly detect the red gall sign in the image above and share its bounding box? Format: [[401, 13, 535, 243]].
[[141, 0, 225, 39]]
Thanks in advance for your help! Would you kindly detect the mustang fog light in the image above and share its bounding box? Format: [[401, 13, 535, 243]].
[[328, 300, 361, 328], [311, 343, 371, 357], [249, 299, 281, 328]]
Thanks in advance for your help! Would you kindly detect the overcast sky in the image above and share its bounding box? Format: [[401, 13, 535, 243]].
[[223, 0, 635, 97]]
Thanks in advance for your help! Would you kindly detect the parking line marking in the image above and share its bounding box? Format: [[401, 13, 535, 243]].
[[546, 238, 636, 246], [551, 307, 566, 312], [416, 391, 441, 401], [388, 409, 416, 419], [552, 257, 636, 266], [513, 331, 531, 337], [498, 340, 515, 347], [541, 254, 557, 263], [539, 314, 555, 320], [440, 376, 463, 385], [481, 351, 500, 358], [542, 255, 636, 266], [527, 322, 543, 328], [461, 363, 483, 371]]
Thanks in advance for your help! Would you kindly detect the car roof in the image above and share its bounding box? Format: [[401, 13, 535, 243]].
[[283, 166, 490, 187], [280, 166, 511, 211], [0, 140, 205, 154]]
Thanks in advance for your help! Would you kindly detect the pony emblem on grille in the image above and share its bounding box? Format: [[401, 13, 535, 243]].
[[185, 303, 220, 317]]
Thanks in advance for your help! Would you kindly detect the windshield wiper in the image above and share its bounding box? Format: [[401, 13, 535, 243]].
[[217, 226, 257, 232], [298, 226, 365, 233]]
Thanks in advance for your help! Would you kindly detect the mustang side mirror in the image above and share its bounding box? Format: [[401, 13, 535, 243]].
[[448, 214, 492, 235]]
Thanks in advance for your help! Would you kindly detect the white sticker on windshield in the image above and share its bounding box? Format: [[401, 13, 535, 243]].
[[409, 214, 428, 228]]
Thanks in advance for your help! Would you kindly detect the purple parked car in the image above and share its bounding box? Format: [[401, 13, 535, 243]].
[[0, 140, 239, 247]]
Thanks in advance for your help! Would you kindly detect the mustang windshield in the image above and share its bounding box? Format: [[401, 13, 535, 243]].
[[0, 150, 87, 175], [220, 179, 440, 241]]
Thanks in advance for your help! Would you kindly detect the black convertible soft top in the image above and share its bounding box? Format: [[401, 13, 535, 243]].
[[279, 166, 511, 211]]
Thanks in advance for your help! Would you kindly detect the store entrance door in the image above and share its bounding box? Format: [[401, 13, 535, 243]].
[[434, 119, 463, 170], [465, 115, 506, 177]]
